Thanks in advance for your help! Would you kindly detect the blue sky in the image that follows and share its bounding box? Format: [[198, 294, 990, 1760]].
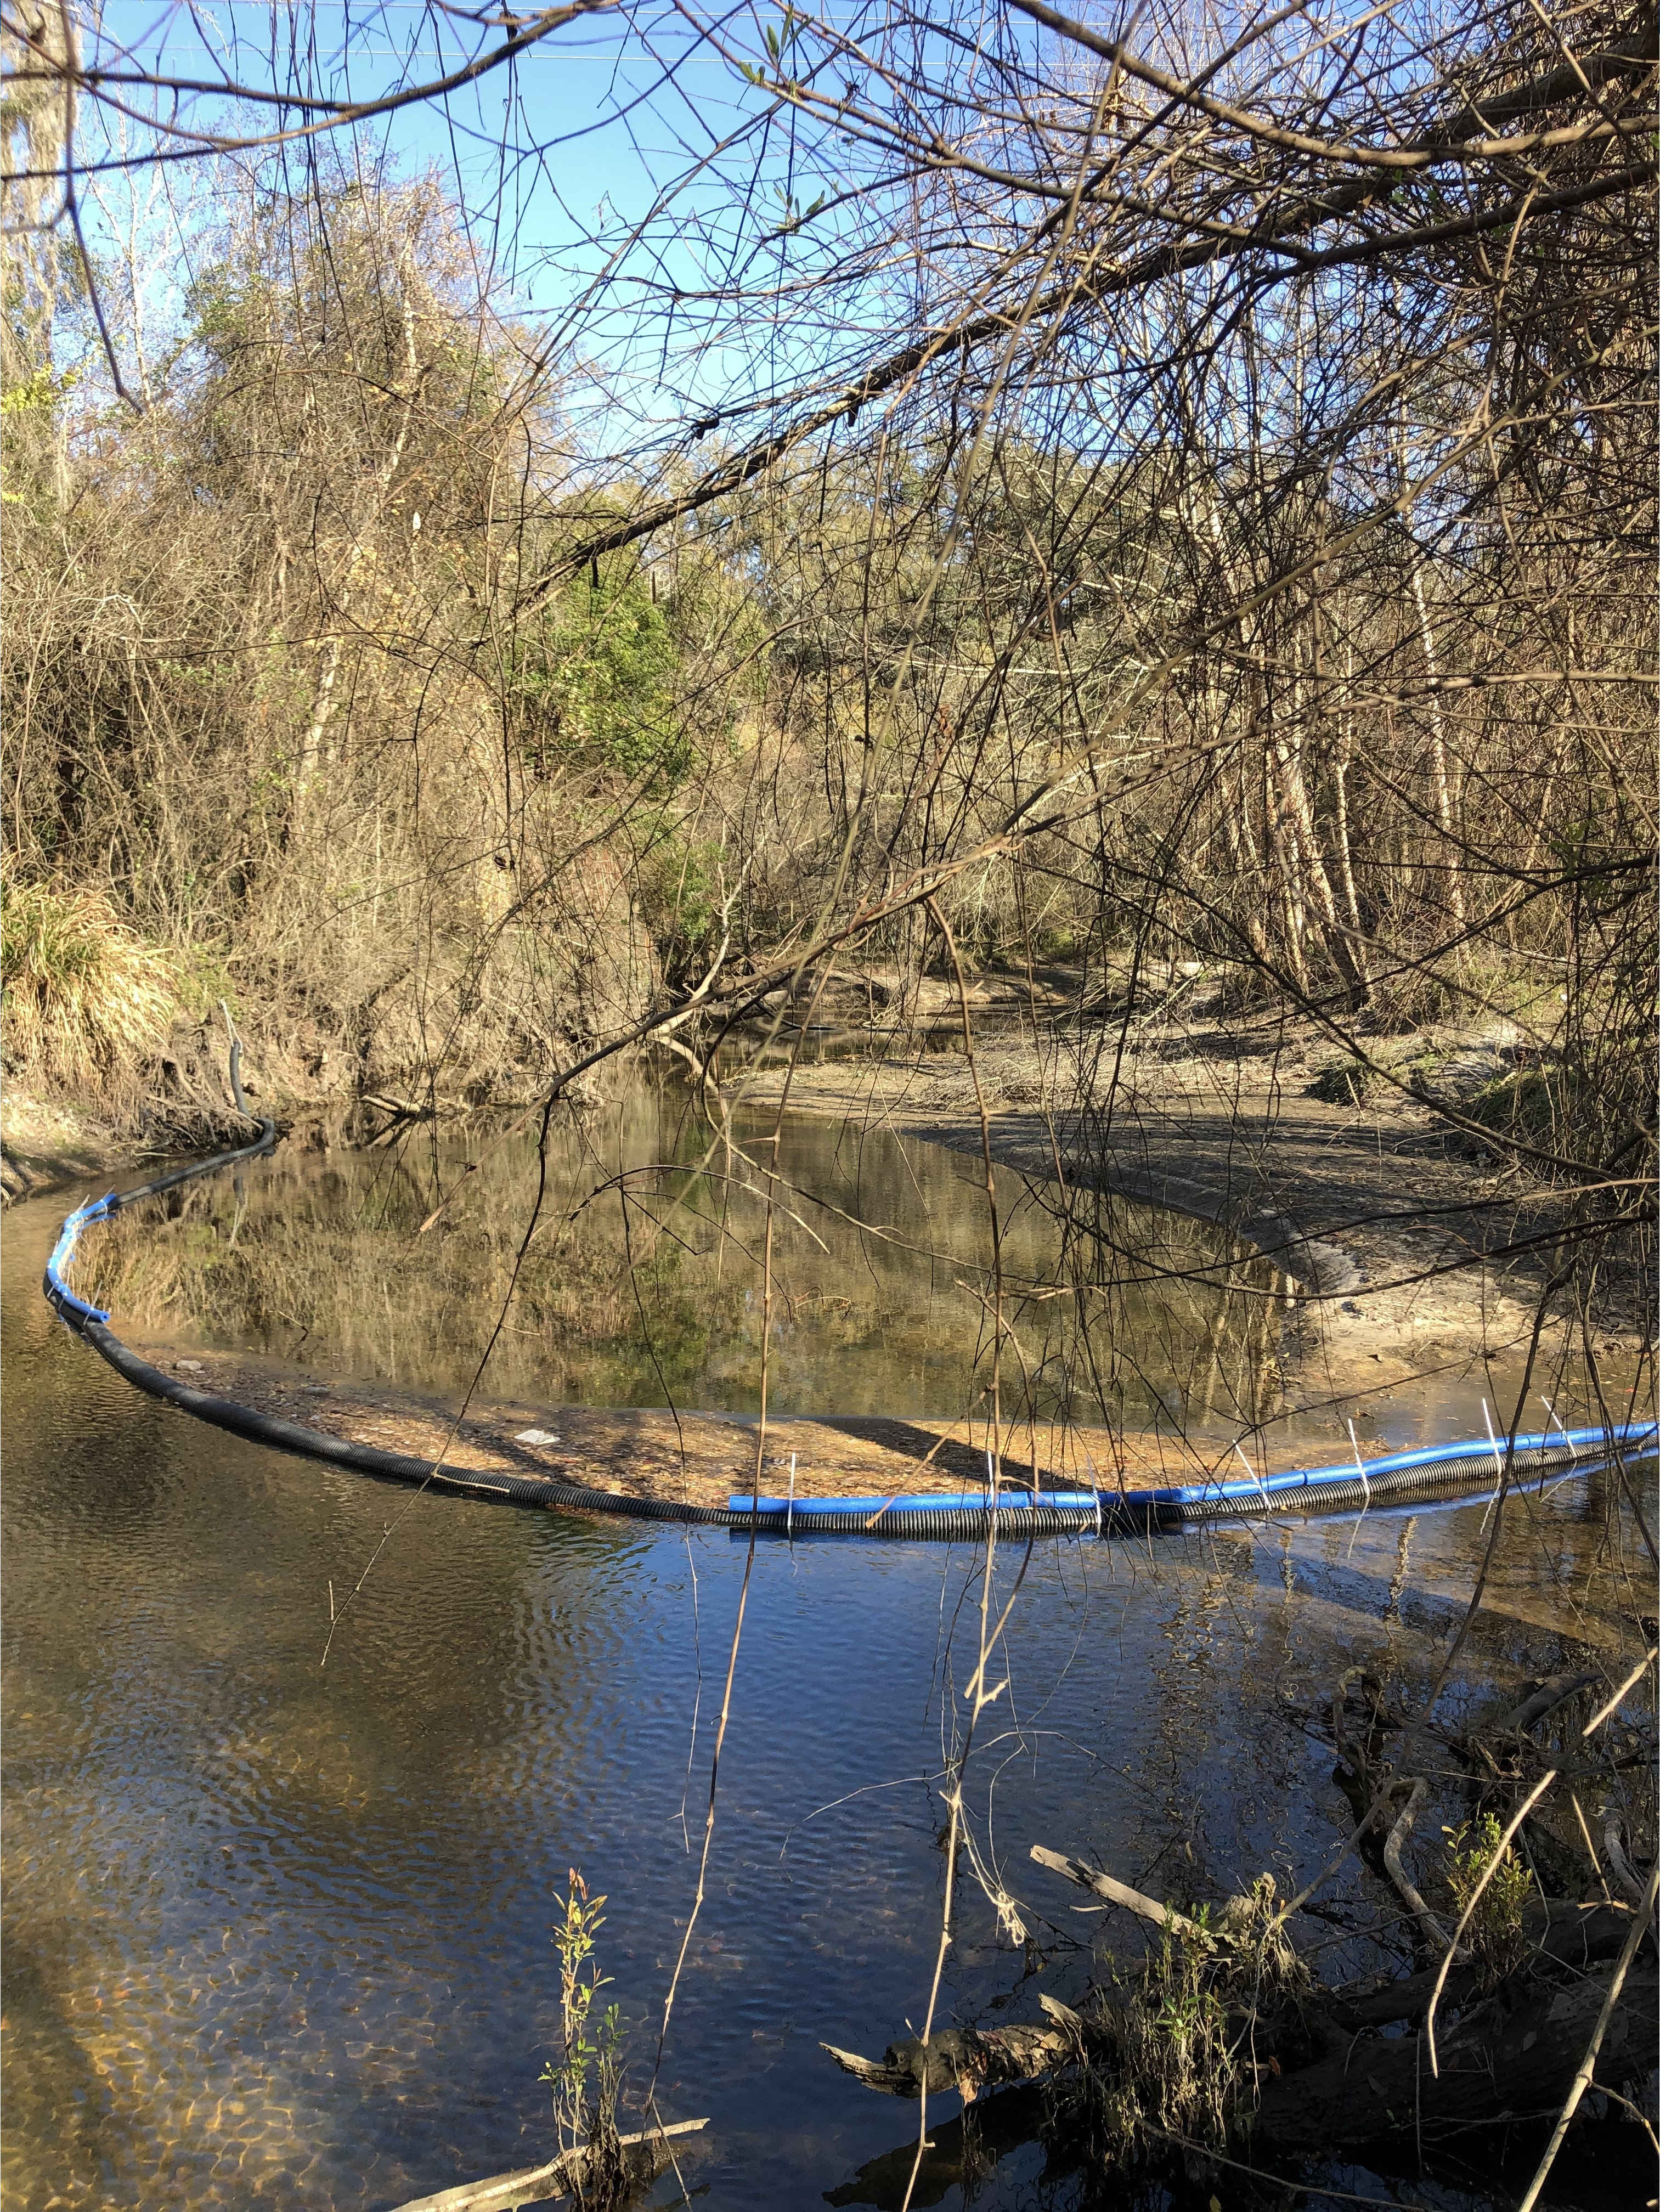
[[69, 3, 855, 437]]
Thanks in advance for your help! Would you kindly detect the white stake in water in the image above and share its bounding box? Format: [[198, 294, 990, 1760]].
[[1478, 1398, 1507, 1533], [1344, 1419, 1372, 1559], [1537, 1395, 1579, 1501], [786, 1451, 797, 1543], [1234, 1440, 1272, 1515], [1538, 1396, 1577, 1459]]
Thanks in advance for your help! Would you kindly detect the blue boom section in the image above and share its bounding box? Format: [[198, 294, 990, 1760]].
[[726, 1424, 1660, 1518], [44, 1196, 116, 1324], [1155, 1425, 1658, 1505]]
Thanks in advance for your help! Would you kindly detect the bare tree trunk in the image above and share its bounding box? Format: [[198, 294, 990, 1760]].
[[1411, 558, 1467, 932], [1331, 642, 1365, 949], [297, 234, 425, 803], [1273, 641, 1369, 1007]]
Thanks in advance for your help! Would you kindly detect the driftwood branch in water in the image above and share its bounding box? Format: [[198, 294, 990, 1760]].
[[822, 2022, 1066, 2101], [381, 2118, 709, 2211], [1603, 1816, 1646, 1905], [1491, 1671, 1602, 1736], [1027, 1844, 1212, 1941], [1380, 1779, 1450, 1954]]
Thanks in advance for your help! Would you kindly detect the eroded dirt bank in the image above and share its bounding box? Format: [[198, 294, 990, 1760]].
[[1, 1090, 131, 1200]]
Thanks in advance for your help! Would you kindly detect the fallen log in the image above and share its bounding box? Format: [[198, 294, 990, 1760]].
[[1324, 1897, 1635, 2028], [822, 2022, 1066, 2101], [828, 1962, 1659, 2212], [363, 1093, 436, 1121], [380, 2117, 709, 2212], [824, 1961, 1657, 2154], [1259, 1965, 1658, 2146], [826, 1845, 1655, 2157]]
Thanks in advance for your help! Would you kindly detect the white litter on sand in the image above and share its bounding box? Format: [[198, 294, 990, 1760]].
[[514, 1429, 561, 1447]]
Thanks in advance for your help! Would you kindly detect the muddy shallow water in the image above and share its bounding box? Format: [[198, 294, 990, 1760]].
[[4, 1120, 1655, 2210]]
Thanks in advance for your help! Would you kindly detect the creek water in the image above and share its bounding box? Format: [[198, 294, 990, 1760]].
[[3, 1109, 1653, 2210], [69, 1092, 1283, 1433]]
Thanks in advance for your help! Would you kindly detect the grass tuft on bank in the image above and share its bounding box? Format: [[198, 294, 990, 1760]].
[[1, 873, 183, 1098]]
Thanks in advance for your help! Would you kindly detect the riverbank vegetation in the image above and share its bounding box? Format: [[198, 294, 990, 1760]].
[[4, 8, 1653, 1223], [827, 1655, 1658, 2197]]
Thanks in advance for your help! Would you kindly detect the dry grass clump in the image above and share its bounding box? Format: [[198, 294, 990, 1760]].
[[1, 873, 181, 1097]]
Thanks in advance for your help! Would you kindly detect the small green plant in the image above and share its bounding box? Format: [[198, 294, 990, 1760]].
[[539, 1869, 626, 2207], [1443, 1813, 1531, 1980], [1084, 1911, 1230, 2159]]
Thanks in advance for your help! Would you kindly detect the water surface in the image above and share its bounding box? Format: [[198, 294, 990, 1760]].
[[4, 1134, 1654, 2211], [75, 1094, 1283, 1432]]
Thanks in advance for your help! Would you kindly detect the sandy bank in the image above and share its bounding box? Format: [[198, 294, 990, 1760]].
[[724, 1027, 1648, 1403], [121, 1341, 1329, 1509]]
